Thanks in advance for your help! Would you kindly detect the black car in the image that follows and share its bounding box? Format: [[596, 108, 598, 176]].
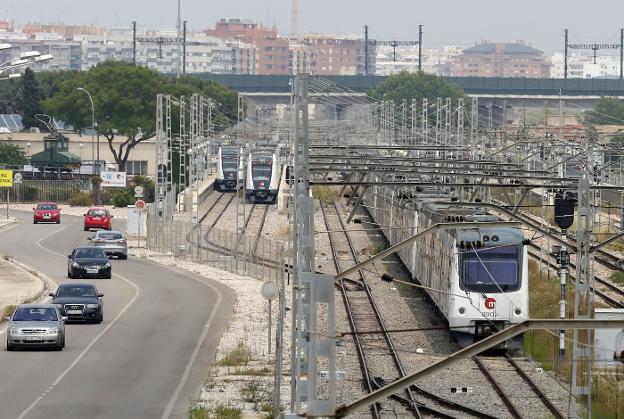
[[67, 247, 112, 279], [50, 283, 104, 323]]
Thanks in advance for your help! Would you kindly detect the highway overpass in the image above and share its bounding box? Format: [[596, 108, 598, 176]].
[[194, 74, 624, 107]]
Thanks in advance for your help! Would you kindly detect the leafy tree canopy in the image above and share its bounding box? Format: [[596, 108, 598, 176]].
[[42, 61, 237, 170], [370, 71, 465, 104], [0, 141, 27, 166], [584, 97, 624, 126]]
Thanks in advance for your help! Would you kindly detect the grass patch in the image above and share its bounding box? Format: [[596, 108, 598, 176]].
[[591, 373, 624, 418], [610, 271, 624, 286], [215, 341, 252, 367], [312, 185, 339, 204], [189, 402, 242, 419], [2, 304, 16, 320], [231, 367, 272, 376]]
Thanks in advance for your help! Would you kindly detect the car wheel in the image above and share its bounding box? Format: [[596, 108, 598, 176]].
[[84, 226, 88, 231], [56, 220, 60, 224], [6, 340, 14, 351], [104, 273, 112, 279], [33, 220, 37, 224], [67, 270, 72, 278], [120, 254, 127, 260], [97, 312, 103, 324]]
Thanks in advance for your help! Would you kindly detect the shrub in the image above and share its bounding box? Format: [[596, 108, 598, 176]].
[[68, 192, 93, 207], [189, 402, 242, 419], [23, 186, 38, 201], [112, 189, 134, 208], [215, 341, 252, 366]]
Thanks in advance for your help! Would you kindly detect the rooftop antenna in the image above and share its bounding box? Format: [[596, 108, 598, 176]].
[[290, 0, 299, 37]]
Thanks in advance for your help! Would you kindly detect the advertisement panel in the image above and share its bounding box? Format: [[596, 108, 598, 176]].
[[100, 171, 127, 188]]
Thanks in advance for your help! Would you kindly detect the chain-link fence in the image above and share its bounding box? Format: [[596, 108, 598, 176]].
[[146, 194, 286, 283]]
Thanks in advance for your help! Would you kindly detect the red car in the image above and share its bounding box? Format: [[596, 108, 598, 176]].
[[83, 207, 113, 231], [33, 202, 61, 224]]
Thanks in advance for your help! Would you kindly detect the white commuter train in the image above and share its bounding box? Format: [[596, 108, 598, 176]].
[[214, 145, 243, 192], [245, 148, 281, 204], [367, 186, 529, 349]]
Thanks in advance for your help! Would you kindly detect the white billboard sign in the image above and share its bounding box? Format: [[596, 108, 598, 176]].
[[101, 171, 127, 188]]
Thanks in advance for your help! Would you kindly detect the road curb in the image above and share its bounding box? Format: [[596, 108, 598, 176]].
[[0, 255, 57, 324], [0, 218, 20, 232]]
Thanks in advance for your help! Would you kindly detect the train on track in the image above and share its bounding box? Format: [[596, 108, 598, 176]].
[[245, 147, 280, 204], [214, 145, 243, 192], [366, 185, 529, 349]]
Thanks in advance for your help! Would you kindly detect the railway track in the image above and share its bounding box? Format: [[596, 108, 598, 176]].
[[320, 200, 497, 419], [474, 355, 565, 419]]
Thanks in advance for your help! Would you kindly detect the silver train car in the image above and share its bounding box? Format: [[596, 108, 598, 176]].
[[214, 146, 243, 192], [245, 148, 280, 204], [366, 186, 529, 349]]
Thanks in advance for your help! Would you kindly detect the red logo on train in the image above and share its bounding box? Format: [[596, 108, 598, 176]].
[[484, 297, 496, 310]]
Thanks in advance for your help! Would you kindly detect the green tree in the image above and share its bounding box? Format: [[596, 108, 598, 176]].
[[0, 141, 27, 166], [42, 62, 237, 172], [19, 68, 44, 130], [584, 97, 624, 126], [0, 76, 22, 115], [370, 71, 465, 104]]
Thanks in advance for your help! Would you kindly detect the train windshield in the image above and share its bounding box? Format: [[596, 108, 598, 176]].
[[461, 245, 520, 293], [222, 158, 238, 171], [252, 163, 272, 181]]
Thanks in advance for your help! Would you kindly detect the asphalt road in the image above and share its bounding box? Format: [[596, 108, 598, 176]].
[[0, 211, 236, 419]]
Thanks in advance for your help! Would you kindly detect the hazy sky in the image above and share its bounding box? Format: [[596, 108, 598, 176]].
[[3, 0, 624, 52]]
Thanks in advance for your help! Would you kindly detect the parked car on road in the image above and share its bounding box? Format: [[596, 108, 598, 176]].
[[50, 283, 104, 323], [88, 230, 128, 259], [5, 304, 66, 351], [33, 202, 61, 224], [83, 207, 113, 231], [67, 246, 111, 279]]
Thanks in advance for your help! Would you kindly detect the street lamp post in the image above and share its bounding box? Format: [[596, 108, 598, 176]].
[[76, 87, 97, 175]]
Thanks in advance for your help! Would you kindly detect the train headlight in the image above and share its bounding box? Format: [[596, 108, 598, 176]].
[[514, 308, 522, 316], [458, 307, 466, 315]]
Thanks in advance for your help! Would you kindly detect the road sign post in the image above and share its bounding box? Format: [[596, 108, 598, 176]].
[[0, 170, 13, 220], [13, 173, 22, 204]]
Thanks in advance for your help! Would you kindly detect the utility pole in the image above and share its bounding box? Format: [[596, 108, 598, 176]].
[[183, 20, 187, 75], [620, 28, 623, 80], [564, 28, 568, 80], [132, 21, 137, 64], [418, 24, 423, 71], [176, 0, 181, 78], [364, 25, 369, 75]]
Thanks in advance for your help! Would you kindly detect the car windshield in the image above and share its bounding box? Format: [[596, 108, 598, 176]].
[[461, 245, 520, 293], [36, 204, 57, 210], [57, 286, 97, 298], [74, 248, 107, 258], [97, 232, 123, 240], [13, 307, 58, 322], [88, 210, 107, 217], [223, 159, 238, 170]]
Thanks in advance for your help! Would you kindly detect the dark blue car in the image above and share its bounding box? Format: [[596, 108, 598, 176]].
[[50, 283, 104, 324]]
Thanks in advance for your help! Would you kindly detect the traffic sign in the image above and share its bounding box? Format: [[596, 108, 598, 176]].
[[260, 281, 278, 300], [134, 186, 144, 198], [0, 170, 13, 187], [135, 199, 146, 210], [13, 173, 22, 184]]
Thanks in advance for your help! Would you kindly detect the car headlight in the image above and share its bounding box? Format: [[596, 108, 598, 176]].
[[104, 262, 111, 268], [9, 327, 19, 335], [72, 261, 80, 268], [47, 328, 58, 335], [54, 303, 63, 309], [86, 304, 100, 309]]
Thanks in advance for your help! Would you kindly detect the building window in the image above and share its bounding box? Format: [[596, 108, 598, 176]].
[[126, 160, 148, 176]]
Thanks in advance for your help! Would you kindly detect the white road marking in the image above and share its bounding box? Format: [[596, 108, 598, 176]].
[[154, 259, 225, 419], [16, 221, 141, 419]]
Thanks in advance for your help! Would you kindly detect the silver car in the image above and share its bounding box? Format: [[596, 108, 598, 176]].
[[88, 230, 128, 259], [6, 304, 66, 351]]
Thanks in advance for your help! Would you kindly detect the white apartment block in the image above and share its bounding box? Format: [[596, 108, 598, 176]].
[[551, 52, 621, 79]]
